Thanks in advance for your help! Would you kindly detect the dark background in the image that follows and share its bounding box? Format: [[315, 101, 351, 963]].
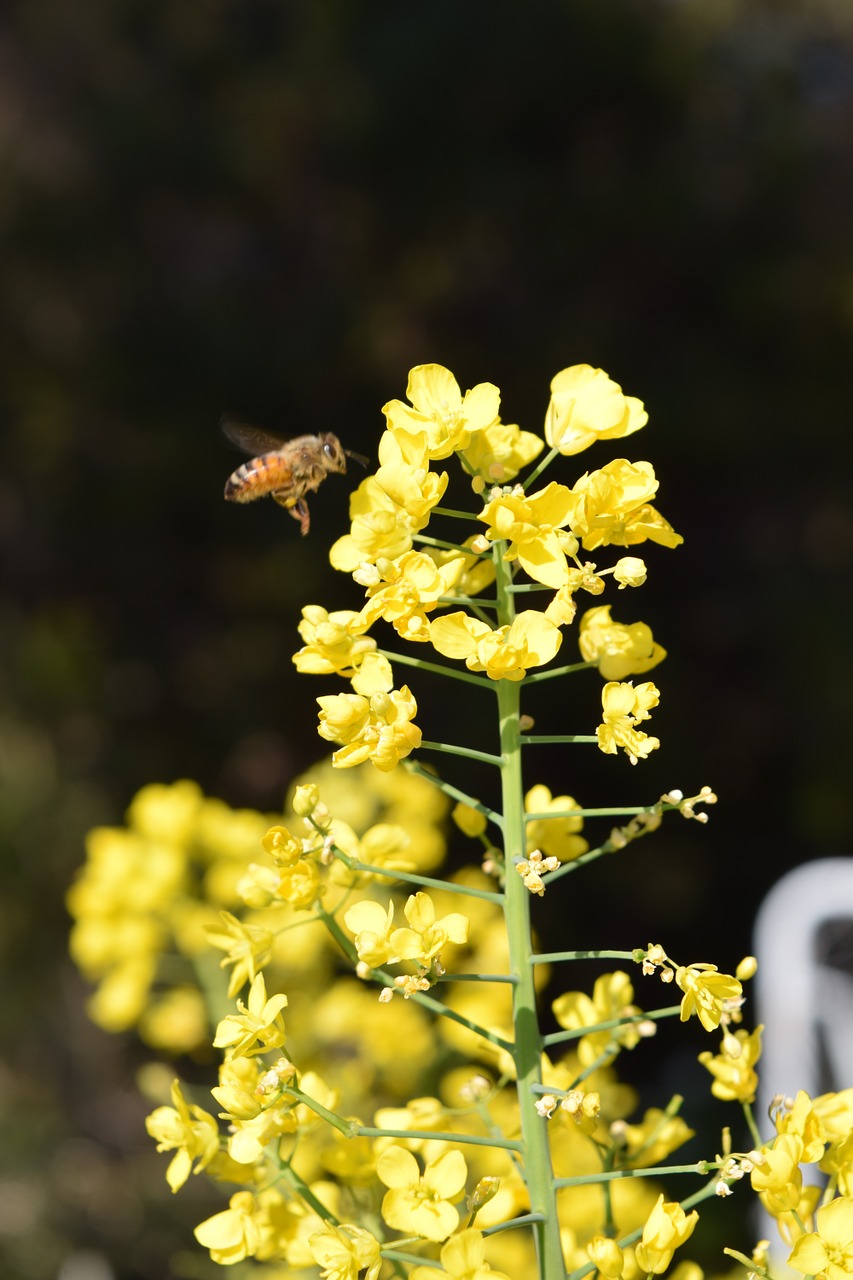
[[3, 1, 853, 1275]]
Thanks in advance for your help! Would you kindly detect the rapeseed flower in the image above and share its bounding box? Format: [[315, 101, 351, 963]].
[[429, 610, 562, 680], [317, 686, 421, 770], [377, 1144, 468, 1241], [545, 364, 647, 457], [383, 364, 500, 459]]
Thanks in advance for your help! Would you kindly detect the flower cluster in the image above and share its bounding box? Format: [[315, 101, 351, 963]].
[[293, 362, 683, 769], [67, 361, 851, 1280]]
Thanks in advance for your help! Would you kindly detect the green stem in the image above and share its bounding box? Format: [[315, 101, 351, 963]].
[[521, 734, 598, 745], [523, 661, 597, 683], [378, 648, 494, 691], [542, 1006, 682, 1048], [419, 740, 504, 767], [435, 972, 517, 984], [530, 949, 637, 965], [554, 1162, 710, 1189], [741, 1100, 763, 1148], [355, 1125, 523, 1153], [404, 759, 503, 830], [523, 444, 560, 490], [432, 506, 478, 520], [493, 545, 565, 1280], [413, 532, 488, 555], [343, 859, 504, 904]]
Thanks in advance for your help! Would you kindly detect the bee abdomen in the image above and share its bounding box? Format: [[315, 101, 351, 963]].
[[224, 452, 295, 502]]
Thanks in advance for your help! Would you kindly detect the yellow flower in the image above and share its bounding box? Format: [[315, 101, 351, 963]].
[[292, 606, 376, 677], [309, 1222, 382, 1280], [194, 1190, 262, 1266], [383, 364, 501, 459], [395, 891, 470, 964], [545, 364, 647, 456], [345, 898, 415, 968], [409, 1227, 512, 1280], [317, 686, 422, 771], [453, 803, 488, 838], [751, 1134, 805, 1216], [145, 1079, 220, 1192], [633, 1194, 698, 1274], [212, 972, 288, 1059], [329, 430, 447, 572], [587, 1234, 625, 1279], [358, 551, 466, 642], [596, 681, 660, 764], [579, 604, 666, 681], [478, 481, 576, 588], [276, 857, 323, 910], [788, 1196, 853, 1280], [620, 1107, 695, 1168], [524, 784, 588, 862], [552, 971, 643, 1067], [459, 418, 543, 483], [776, 1090, 828, 1163], [698, 1025, 762, 1103], [429, 610, 562, 681], [377, 1144, 468, 1241], [205, 911, 274, 998], [675, 964, 742, 1033], [567, 459, 683, 551]]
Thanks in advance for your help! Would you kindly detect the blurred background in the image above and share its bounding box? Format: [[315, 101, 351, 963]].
[[3, 0, 853, 1275]]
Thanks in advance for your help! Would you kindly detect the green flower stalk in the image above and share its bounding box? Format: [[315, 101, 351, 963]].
[[67, 361, 853, 1279]]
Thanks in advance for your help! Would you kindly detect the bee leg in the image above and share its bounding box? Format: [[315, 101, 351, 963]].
[[271, 491, 311, 535]]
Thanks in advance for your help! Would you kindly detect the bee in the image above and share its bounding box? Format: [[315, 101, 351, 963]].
[[221, 415, 366, 535]]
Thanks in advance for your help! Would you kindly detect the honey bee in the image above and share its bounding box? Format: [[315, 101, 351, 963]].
[[221, 415, 366, 535]]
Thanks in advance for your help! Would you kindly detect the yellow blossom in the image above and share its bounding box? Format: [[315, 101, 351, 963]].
[[579, 605, 666, 681], [276, 857, 323, 909], [212, 972, 287, 1059], [429, 609, 562, 681], [524, 783, 588, 862], [675, 964, 742, 1033], [453, 803, 488, 838], [358, 551, 466, 642], [317, 686, 421, 771], [409, 1227, 512, 1280], [587, 1234, 625, 1279], [751, 1133, 806, 1216], [552, 971, 643, 1067], [145, 1079, 220, 1192], [204, 911, 274, 998], [613, 556, 648, 588], [377, 1144, 468, 1241], [459, 418, 543, 483], [597, 681, 660, 764], [292, 606, 376, 678], [698, 1026, 762, 1103], [329, 430, 447, 571], [545, 364, 647, 456], [567, 458, 683, 551], [788, 1196, 853, 1280], [478, 481, 576, 588], [395, 891, 470, 964], [633, 1194, 698, 1274], [309, 1222, 382, 1280], [620, 1107, 695, 1168], [384, 364, 501, 459], [194, 1190, 263, 1266]]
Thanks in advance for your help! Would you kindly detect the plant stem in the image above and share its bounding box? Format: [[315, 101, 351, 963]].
[[494, 544, 565, 1280], [378, 648, 494, 690], [419, 740, 504, 767]]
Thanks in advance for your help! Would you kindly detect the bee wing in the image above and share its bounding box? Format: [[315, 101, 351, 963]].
[[220, 414, 289, 456]]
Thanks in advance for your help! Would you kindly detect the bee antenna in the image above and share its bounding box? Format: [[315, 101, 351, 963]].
[[345, 449, 370, 469]]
